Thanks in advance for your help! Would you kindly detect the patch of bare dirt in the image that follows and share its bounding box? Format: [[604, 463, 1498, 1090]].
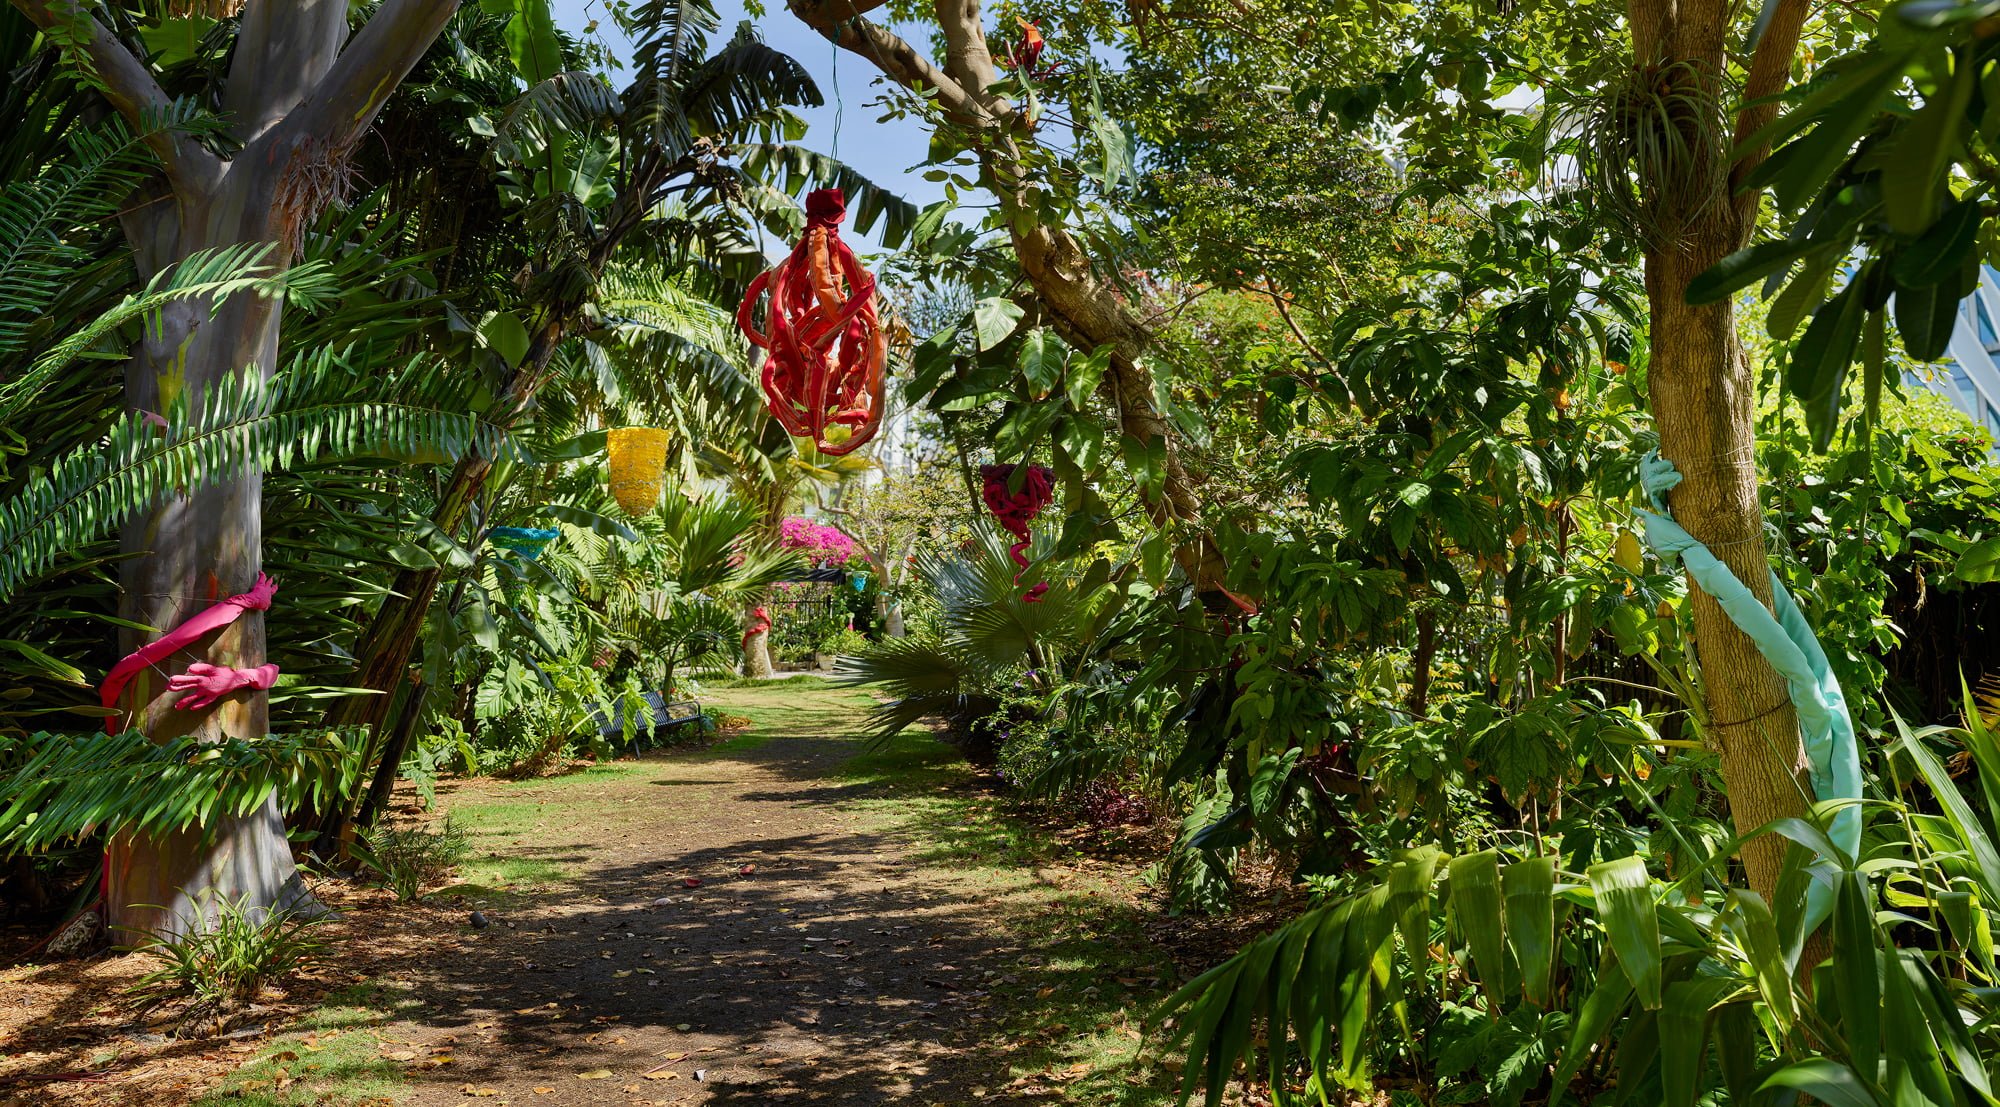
[[0, 884, 463, 1105]]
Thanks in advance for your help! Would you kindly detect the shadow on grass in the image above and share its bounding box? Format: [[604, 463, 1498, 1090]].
[[193, 982, 424, 1106], [276, 683, 1186, 1106]]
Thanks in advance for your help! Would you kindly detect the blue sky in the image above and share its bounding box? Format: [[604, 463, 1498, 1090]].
[[549, 0, 946, 247]]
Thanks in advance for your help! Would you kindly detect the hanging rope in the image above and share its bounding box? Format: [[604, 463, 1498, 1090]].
[[980, 463, 1056, 602], [737, 189, 886, 456]]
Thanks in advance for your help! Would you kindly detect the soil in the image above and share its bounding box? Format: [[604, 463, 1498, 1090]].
[[384, 730, 1106, 1104], [0, 685, 1221, 1106]]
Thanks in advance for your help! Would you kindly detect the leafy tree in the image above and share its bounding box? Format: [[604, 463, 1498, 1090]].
[[8, 0, 463, 932]]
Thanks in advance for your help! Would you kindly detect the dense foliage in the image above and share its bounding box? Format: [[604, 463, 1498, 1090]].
[[4, 0, 2000, 1102]]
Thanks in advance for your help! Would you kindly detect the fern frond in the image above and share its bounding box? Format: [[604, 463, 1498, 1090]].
[[0, 359, 527, 601], [0, 728, 367, 856], [0, 245, 336, 424]]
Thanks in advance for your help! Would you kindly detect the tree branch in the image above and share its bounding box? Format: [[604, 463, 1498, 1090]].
[[1727, 0, 1810, 219], [269, 0, 462, 156], [223, 0, 351, 144], [785, 0, 991, 126], [932, 0, 1004, 116], [9, 0, 223, 195]]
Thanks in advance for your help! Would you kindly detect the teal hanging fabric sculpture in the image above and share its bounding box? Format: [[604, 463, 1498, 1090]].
[[1632, 450, 1862, 930], [490, 526, 561, 560]]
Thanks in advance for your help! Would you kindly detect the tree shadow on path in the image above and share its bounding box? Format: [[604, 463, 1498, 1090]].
[[387, 690, 1178, 1106]]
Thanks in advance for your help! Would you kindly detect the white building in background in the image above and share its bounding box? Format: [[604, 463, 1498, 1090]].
[[1929, 273, 2000, 439]]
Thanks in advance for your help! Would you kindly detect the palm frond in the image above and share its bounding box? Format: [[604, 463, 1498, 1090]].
[[623, 0, 720, 83], [679, 27, 818, 138], [735, 144, 919, 247], [491, 70, 621, 166], [0, 107, 204, 356], [0, 244, 333, 424]]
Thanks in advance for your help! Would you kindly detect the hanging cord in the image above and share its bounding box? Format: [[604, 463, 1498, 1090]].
[[829, 23, 843, 162]]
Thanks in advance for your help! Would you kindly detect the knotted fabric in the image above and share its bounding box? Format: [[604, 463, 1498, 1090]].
[[99, 574, 280, 732], [737, 189, 885, 456], [743, 605, 773, 651], [1633, 451, 1860, 932], [980, 463, 1056, 602]]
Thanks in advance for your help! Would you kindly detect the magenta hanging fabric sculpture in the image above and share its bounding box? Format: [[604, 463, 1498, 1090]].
[[980, 463, 1056, 602], [737, 189, 885, 456], [99, 573, 279, 732]]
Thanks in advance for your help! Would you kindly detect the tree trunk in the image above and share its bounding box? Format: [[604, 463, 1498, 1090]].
[[11, 0, 463, 937], [111, 178, 308, 939], [1630, 0, 1815, 904], [1645, 248, 1810, 902], [355, 679, 429, 831], [743, 614, 776, 679]]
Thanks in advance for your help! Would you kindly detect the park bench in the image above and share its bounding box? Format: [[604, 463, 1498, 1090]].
[[593, 691, 705, 750]]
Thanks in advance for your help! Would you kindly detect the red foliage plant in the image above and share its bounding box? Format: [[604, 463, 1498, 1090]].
[[737, 189, 885, 456]]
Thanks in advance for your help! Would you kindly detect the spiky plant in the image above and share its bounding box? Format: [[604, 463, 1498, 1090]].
[[837, 527, 1091, 764], [1572, 58, 1726, 247]]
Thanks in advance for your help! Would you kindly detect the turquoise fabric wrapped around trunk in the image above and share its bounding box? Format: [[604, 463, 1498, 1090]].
[[1633, 451, 1862, 930]]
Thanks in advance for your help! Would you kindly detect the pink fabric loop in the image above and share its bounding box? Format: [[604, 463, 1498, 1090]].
[[99, 573, 278, 732], [743, 605, 773, 651], [167, 662, 280, 712]]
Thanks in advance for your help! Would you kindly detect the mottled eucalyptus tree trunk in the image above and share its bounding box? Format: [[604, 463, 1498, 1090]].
[[10, 0, 459, 936]]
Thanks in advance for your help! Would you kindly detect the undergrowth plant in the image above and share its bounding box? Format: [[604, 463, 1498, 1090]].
[[1160, 688, 2000, 1107], [126, 896, 329, 1024], [355, 817, 471, 902]]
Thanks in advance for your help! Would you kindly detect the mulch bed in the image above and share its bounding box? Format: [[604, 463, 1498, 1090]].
[[0, 882, 460, 1106]]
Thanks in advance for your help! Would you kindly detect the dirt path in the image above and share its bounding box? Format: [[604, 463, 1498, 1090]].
[[366, 684, 1175, 1106]]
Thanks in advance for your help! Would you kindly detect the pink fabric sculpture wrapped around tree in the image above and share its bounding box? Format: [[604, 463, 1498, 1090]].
[[98, 573, 281, 732], [980, 463, 1057, 602], [737, 189, 886, 456], [743, 605, 773, 651]]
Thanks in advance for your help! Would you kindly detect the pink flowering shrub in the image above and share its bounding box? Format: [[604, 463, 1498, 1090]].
[[778, 516, 855, 567]]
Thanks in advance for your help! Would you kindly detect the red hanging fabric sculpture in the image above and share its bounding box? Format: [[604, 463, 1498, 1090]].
[[981, 463, 1056, 602], [99, 574, 281, 732], [737, 189, 885, 456]]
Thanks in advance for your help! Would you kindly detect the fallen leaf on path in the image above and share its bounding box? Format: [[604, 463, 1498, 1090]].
[[643, 1071, 679, 1081], [682, 878, 702, 888], [533, 1088, 553, 1095], [459, 1084, 499, 1096], [576, 1068, 614, 1079], [738, 865, 755, 876]]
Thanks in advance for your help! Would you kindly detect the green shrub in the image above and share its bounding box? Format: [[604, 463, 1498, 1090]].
[[356, 817, 470, 902], [127, 896, 328, 1021]]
